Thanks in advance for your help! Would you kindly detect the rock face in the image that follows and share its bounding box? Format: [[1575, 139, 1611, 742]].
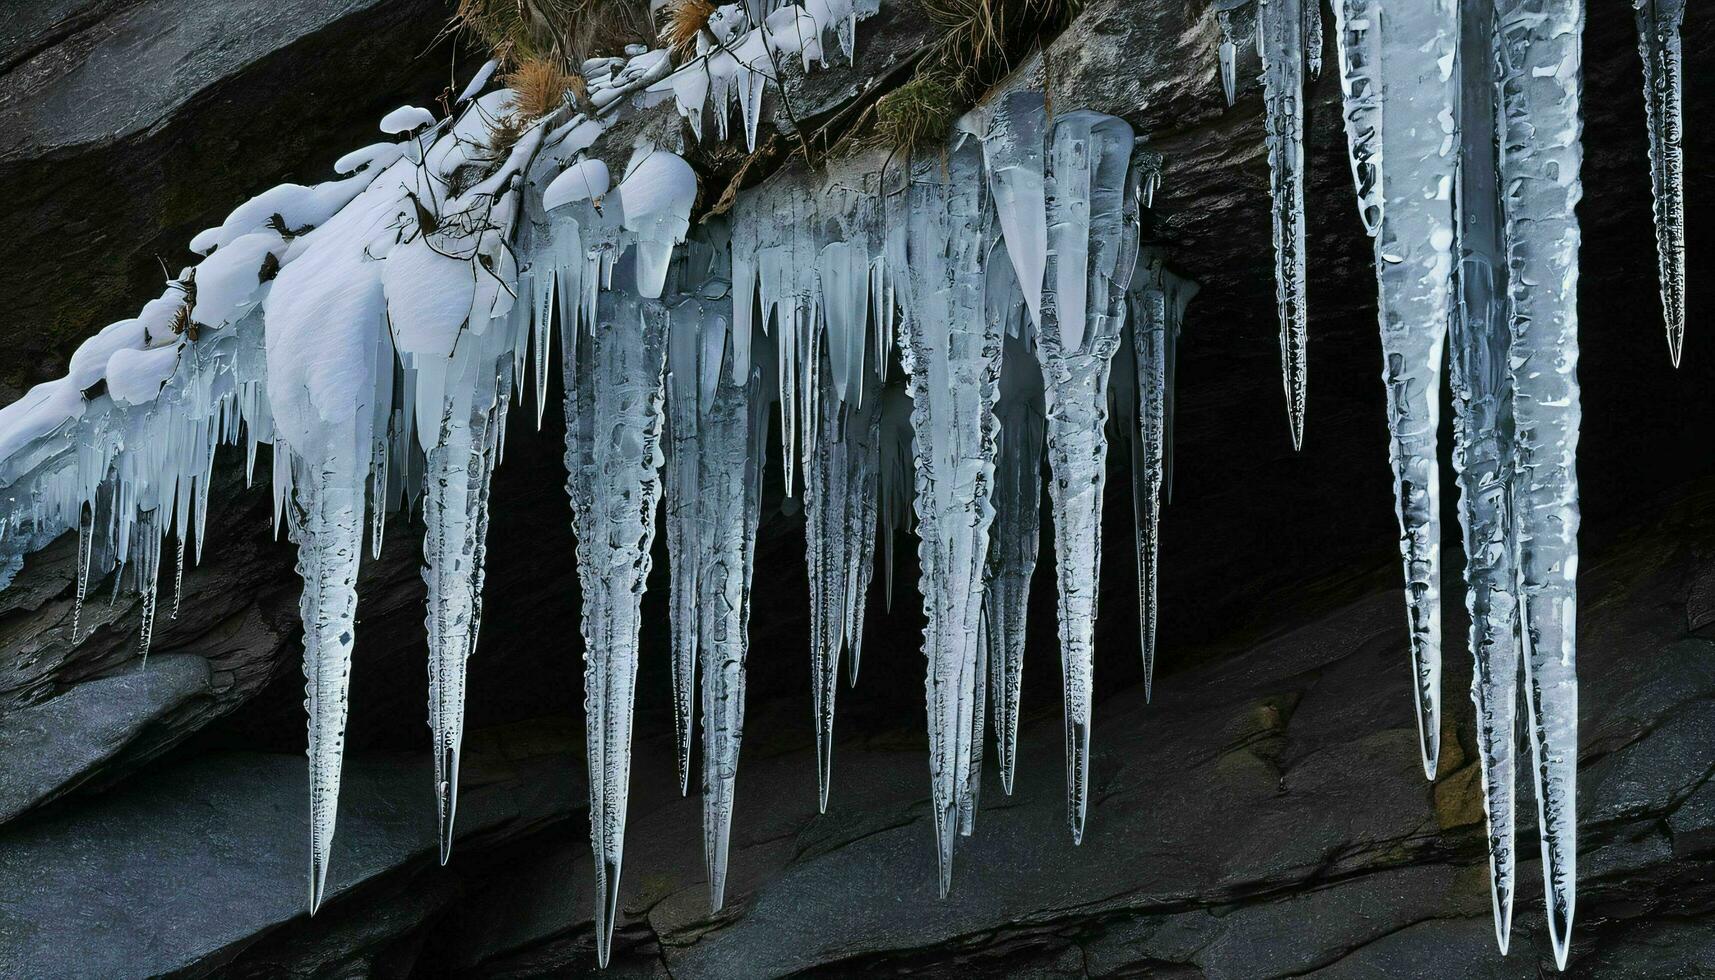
[[4, 478, 1714, 977], [1, 1, 1714, 977], [0, 0, 453, 402]]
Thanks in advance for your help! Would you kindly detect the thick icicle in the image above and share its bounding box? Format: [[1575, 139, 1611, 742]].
[[988, 93, 1140, 843], [1453, 0, 1520, 951], [984, 295, 1043, 798], [1258, 0, 1311, 449], [691, 310, 765, 914], [418, 343, 513, 865], [663, 225, 768, 911], [1632, 0, 1687, 365], [1368, 0, 1459, 781], [562, 257, 670, 967], [889, 133, 1004, 896], [1330, 1, 1384, 234], [1495, 0, 1583, 967], [1127, 251, 1199, 704], [283, 444, 366, 915]]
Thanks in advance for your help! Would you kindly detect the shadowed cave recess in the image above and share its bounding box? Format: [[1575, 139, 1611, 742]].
[[1, 0, 1714, 977]]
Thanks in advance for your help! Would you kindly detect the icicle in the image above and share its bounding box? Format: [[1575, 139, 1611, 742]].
[[665, 293, 702, 798], [1368, 0, 1458, 781], [171, 533, 186, 619], [420, 343, 513, 866], [133, 507, 162, 660], [1454, 0, 1519, 951], [988, 94, 1140, 843], [1216, 1, 1262, 107], [889, 133, 1004, 896], [681, 265, 766, 912], [1331, 0, 1385, 234], [71, 501, 94, 640], [1632, 0, 1687, 366], [1258, 0, 1311, 449], [1303, 0, 1324, 79], [1127, 251, 1199, 704], [562, 257, 670, 966], [283, 443, 366, 916], [983, 301, 1043, 799], [1495, 0, 1583, 967], [805, 369, 882, 812]]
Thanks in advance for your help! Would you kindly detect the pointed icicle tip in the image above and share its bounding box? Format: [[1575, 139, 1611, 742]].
[[1547, 887, 1574, 971], [595, 856, 623, 968], [308, 857, 328, 916]]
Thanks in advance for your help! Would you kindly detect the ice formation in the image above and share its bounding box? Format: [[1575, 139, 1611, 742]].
[[1256, 0, 1314, 449], [985, 93, 1140, 843], [0, 0, 1599, 970], [1631, 0, 1687, 365], [1370, 0, 1459, 782], [1316, 0, 1583, 963]]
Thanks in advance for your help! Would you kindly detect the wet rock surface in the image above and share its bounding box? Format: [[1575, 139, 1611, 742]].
[[2, 0, 1714, 977]]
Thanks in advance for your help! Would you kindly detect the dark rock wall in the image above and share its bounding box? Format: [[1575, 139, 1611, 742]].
[[1, 1, 1713, 976]]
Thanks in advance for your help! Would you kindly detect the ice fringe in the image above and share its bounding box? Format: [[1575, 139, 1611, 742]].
[[0, 0, 1595, 968]]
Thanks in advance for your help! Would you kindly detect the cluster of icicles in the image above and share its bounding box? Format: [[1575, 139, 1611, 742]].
[[1219, 0, 1690, 969], [0, 0, 1668, 969]]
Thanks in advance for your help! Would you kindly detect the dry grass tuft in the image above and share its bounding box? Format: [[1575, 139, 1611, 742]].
[[867, 0, 1085, 154], [485, 111, 531, 158], [450, 0, 652, 66], [659, 0, 716, 58], [503, 55, 579, 118], [871, 72, 961, 158]]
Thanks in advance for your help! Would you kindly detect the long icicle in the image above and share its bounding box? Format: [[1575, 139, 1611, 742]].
[[806, 371, 882, 812], [1454, 0, 1521, 951], [563, 258, 670, 967], [984, 316, 1044, 797], [1495, 0, 1583, 967], [1370, 0, 1459, 781], [695, 319, 765, 913], [285, 441, 366, 915], [1258, 0, 1312, 449], [891, 133, 1004, 896], [665, 281, 703, 799], [1128, 251, 1200, 703], [1632, 0, 1687, 365]]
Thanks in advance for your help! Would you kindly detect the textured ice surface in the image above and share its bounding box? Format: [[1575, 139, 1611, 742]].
[[986, 93, 1139, 843], [1330, 0, 1384, 234], [1454, 0, 1520, 950], [1631, 0, 1687, 365], [1257, 0, 1311, 449], [1368, 0, 1459, 782], [888, 133, 1004, 893], [0, 3, 1597, 961], [562, 257, 670, 967], [1495, 0, 1584, 966]]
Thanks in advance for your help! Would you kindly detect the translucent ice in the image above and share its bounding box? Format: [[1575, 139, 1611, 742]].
[[1454, 0, 1520, 949], [1368, 0, 1458, 781], [1258, 0, 1311, 449], [1495, 0, 1584, 966], [1631, 0, 1687, 365]]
